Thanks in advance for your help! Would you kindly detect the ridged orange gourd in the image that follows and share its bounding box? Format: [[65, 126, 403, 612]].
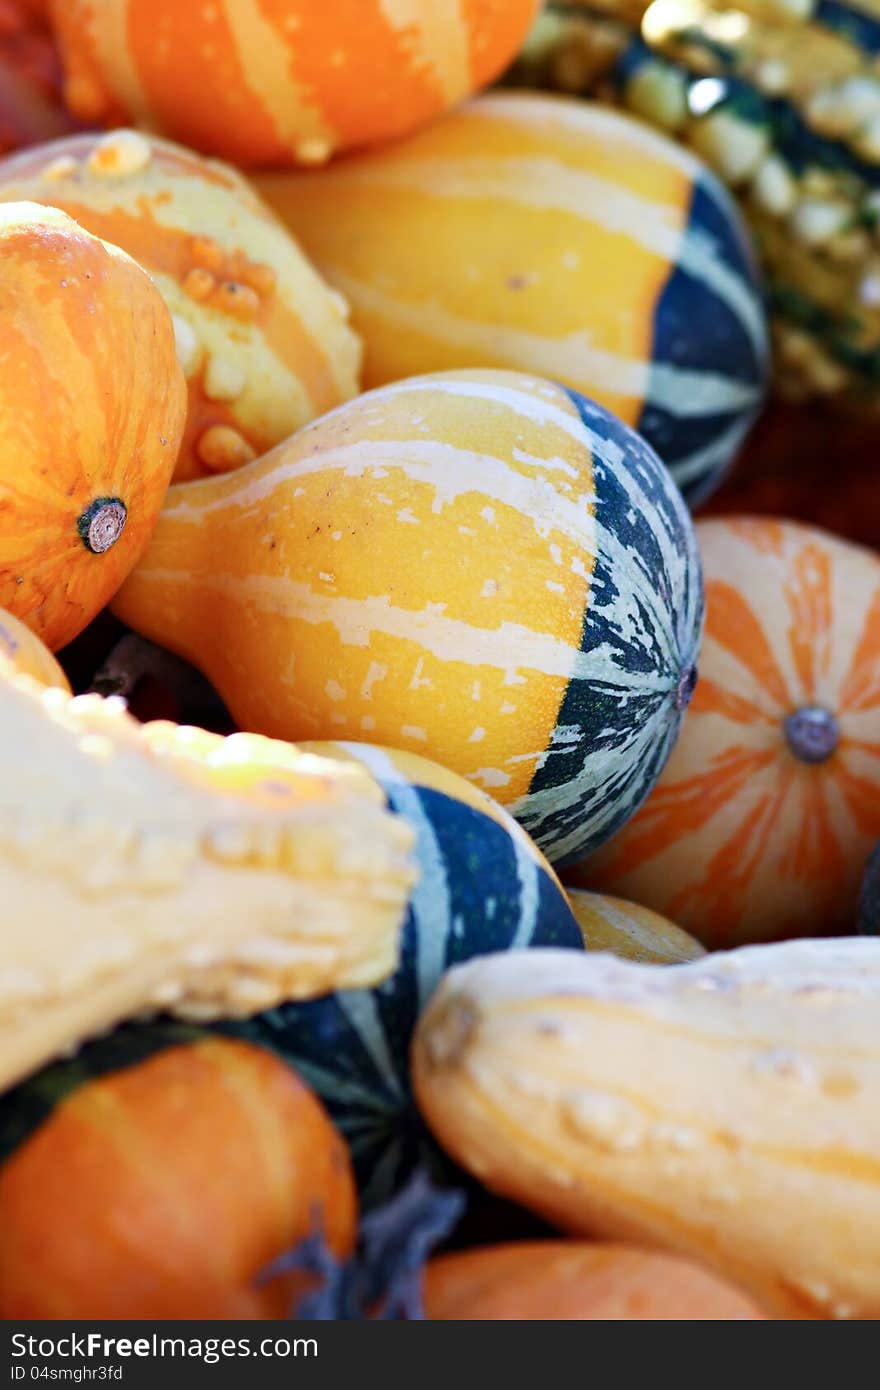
[[112, 368, 703, 866], [0, 606, 69, 690], [0, 1032, 357, 1318], [256, 90, 769, 506], [0, 130, 362, 482], [0, 202, 186, 650], [571, 517, 880, 946], [424, 1243, 765, 1319], [51, 0, 541, 169]]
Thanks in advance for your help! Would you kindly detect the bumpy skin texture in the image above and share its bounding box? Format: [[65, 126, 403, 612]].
[[572, 517, 880, 946], [0, 659, 415, 1092], [0, 1035, 357, 1318], [567, 889, 704, 963], [0, 201, 187, 650], [424, 1241, 765, 1319], [257, 90, 769, 506], [0, 131, 363, 481], [413, 941, 880, 1320], [0, 605, 69, 691], [112, 368, 703, 867], [51, 0, 541, 168]]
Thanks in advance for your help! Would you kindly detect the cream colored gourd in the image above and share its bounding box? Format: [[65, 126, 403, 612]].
[[413, 941, 880, 1319], [0, 658, 414, 1091]]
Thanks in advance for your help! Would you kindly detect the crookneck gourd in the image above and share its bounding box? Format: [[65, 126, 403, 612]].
[[413, 939, 880, 1319], [0, 130, 363, 481], [0, 201, 187, 650], [111, 367, 704, 868], [0, 659, 415, 1093], [511, 0, 880, 412]]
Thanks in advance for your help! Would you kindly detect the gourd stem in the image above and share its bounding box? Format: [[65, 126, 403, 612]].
[[78, 497, 127, 554], [784, 705, 840, 764]]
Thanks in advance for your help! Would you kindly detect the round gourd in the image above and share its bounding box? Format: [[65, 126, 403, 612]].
[[51, 0, 541, 169], [424, 1242, 766, 1319], [112, 368, 704, 866], [257, 91, 769, 505], [0, 0, 74, 158], [0, 605, 69, 690], [568, 888, 704, 963], [0, 201, 186, 651], [0, 1027, 357, 1318], [222, 740, 584, 1206], [0, 130, 362, 482], [572, 516, 880, 946], [859, 844, 880, 936]]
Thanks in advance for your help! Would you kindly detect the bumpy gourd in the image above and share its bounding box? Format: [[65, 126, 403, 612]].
[[572, 516, 880, 946], [413, 940, 880, 1319], [424, 1242, 765, 1319], [112, 368, 703, 866], [0, 605, 69, 691], [512, 0, 880, 411], [258, 90, 768, 505], [568, 888, 704, 962], [222, 740, 583, 1205], [0, 658, 415, 1092], [0, 131, 362, 481], [51, 0, 541, 168], [0, 201, 187, 650], [0, 1029, 356, 1318]]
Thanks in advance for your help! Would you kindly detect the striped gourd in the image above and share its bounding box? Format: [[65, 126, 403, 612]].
[[112, 368, 704, 866], [513, 0, 880, 409], [0, 130, 362, 482], [220, 741, 584, 1206], [257, 90, 769, 505], [568, 888, 705, 961], [50, 0, 541, 168], [571, 516, 880, 946]]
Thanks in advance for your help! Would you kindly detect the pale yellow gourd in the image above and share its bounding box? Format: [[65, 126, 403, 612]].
[[413, 941, 880, 1319], [0, 658, 414, 1091]]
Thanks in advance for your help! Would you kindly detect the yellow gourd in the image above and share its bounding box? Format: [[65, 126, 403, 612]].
[[0, 606, 69, 691]]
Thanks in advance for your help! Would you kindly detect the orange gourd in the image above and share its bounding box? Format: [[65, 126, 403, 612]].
[[51, 0, 541, 169], [423, 1242, 767, 1320], [0, 1035, 357, 1319], [0, 201, 187, 650], [572, 517, 880, 946], [0, 604, 69, 689], [0, 131, 363, 481]]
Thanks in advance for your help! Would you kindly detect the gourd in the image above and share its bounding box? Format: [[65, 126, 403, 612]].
[[413, 940, 880, 1319], [0, 131, 363, 482], [0, 0, 74, 157], [572, 516, 880, 946], [0, 605, 69, 690], [0, 201, 187, 650], [0, 1027, 356, 1318], [424, 1241, 765, 1319], [112, 367, 704, 867], [50, 0, 541, 169], [0, 658, 414, 1093], [859, 843, 880, 935], [221, 740, 584, 1206], [568, 888, 704, 962], [512, 0, 880, 412], [257, 90, 769, 506]]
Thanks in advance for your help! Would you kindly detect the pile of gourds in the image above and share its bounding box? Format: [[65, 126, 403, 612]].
[[0, 0, 877, 1322]]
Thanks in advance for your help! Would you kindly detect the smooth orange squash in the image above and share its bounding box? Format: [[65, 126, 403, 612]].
[[0, 131, 362, 481], [423, 1242, 767, 1320], [0, 1035, 357, 1319], [0, 604, 69, 690], [51, 0, 541, 168], [0, 201, 187, 650]]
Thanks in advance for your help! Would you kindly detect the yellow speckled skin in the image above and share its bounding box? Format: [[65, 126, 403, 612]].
[[0, 131, 362, 481], [567, 888, 704, 962], [0, 608, 69, 692]]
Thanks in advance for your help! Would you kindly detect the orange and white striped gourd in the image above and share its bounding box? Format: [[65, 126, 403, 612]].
[[0, 606, 69, 691], [572, 517, 880, 946], [51, 0, 541, 168], [0, 131, 362, 482], [0, 201, 186, 650], [112, 368, 703, 866], [257, 90, 769, 504]]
